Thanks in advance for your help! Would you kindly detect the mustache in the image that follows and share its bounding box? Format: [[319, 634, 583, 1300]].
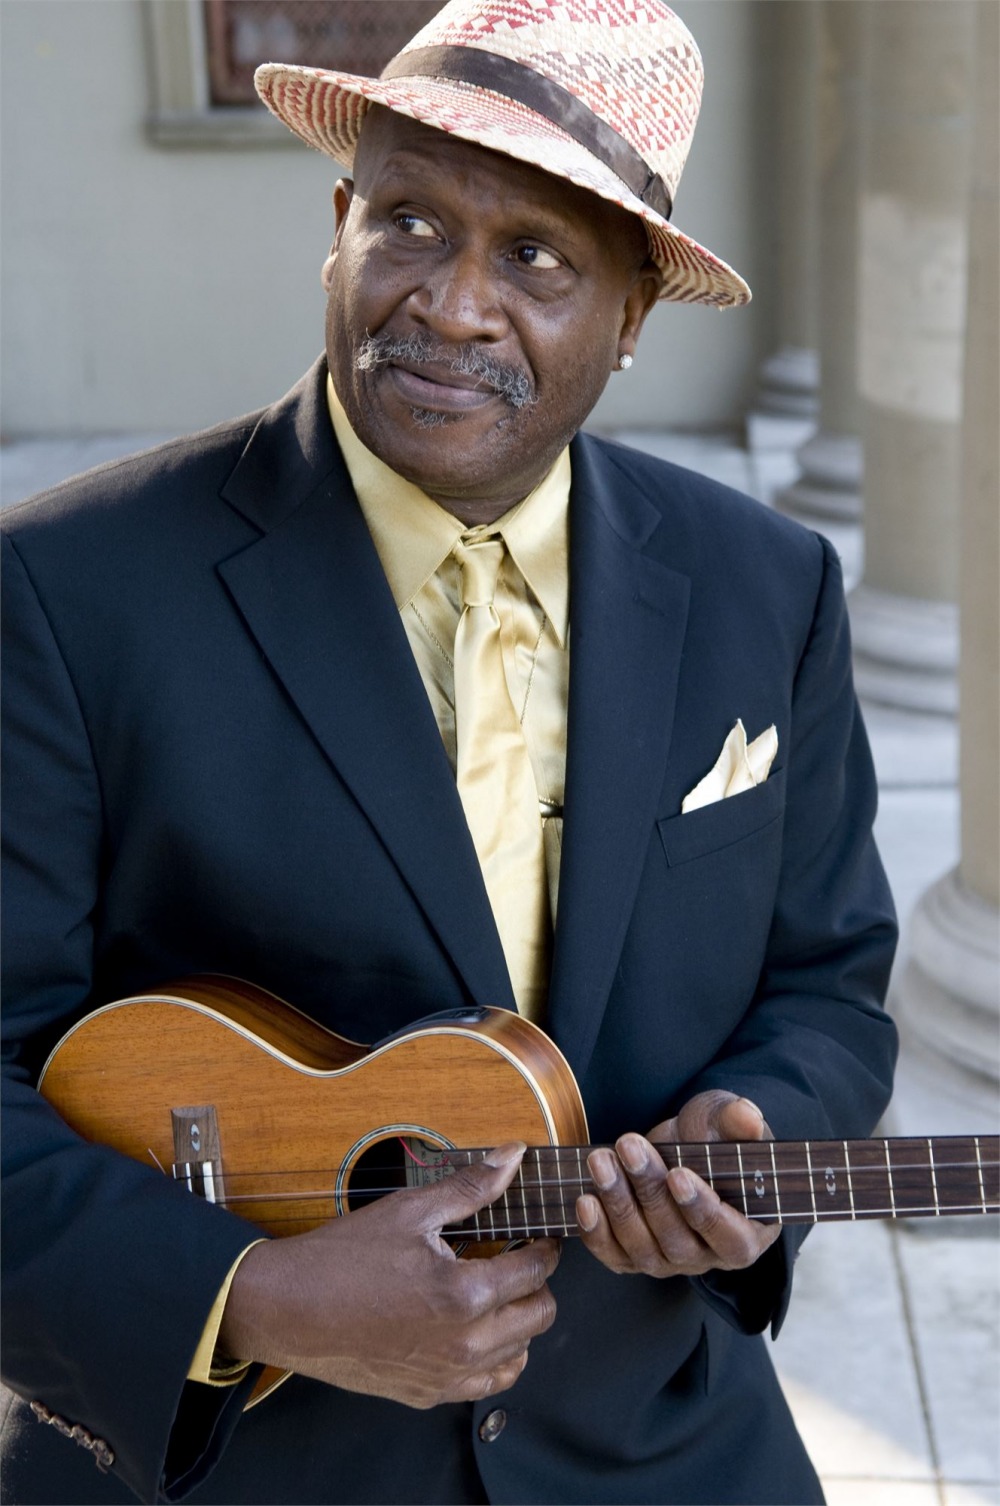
[[355, 332, 534, 411]]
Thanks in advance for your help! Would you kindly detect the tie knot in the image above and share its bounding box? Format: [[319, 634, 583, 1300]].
[[453, 534, 505, 609]]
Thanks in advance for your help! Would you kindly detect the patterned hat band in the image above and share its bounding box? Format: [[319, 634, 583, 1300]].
[[381, 46, 673, 222]]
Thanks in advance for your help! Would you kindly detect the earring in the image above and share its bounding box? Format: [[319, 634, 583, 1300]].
[[617, 353, 633, 371]]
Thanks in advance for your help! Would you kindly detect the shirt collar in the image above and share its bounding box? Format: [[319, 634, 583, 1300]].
[[327, 375, 571, 646]]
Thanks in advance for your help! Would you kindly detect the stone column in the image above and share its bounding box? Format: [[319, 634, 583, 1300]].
[[849, 1, 977, 730], [888, 0, 999, 1138], [774, 2, 865, 586], [747, 1, 820, 453]]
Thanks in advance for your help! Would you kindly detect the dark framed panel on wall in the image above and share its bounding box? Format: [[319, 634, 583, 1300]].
[[146, 0, 446, 146]]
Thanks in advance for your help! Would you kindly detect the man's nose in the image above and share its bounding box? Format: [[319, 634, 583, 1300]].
[[407, 248, 507, 342]]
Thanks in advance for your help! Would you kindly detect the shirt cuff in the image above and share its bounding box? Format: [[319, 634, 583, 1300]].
[[187, 1241, 267, 1386]]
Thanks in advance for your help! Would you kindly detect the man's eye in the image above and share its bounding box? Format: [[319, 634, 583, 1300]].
[[394, 213, 437, 238], [513, 245, 562, 270]]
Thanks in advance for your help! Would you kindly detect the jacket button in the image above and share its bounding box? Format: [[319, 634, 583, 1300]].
[[478, 1408, 507, 1443]]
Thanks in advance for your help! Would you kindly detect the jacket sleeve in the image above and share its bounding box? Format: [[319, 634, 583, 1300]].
[[686, 535, 899, 1336], [1, 533, 260, 1503]]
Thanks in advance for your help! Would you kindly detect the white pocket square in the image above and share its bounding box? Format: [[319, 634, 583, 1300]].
[[681, 720, 778, 814]]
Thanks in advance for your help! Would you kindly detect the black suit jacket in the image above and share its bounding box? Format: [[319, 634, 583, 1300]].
[[1, 360, 898, 1504]]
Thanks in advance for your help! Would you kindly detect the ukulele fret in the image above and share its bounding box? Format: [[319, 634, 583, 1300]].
[[732, 1141, 781, 1222], [513, 1162, 528, 1240], [550, 1149, 568, 1235], [502, 1170, 515, 1239], [928, 1138, 941, 1216], [843, 1141, 856, 1221], [487, 1163, 498, 1240], [775, 1140, 816, 1222], [974, 1136, 987, 1214], [814, 1141, 852, 1219], [556, 1150, 572, 1235], [883, 1139, 897, 1218], [734, 1141, 750, 1216], [683, 1142, 711, 1188], [575, 1146, 585, 1235], [849, 1139, 889, 1217], [535, 1150, 551, 1237], [804, 1140, 818, 1221], [768, 1141, 783, 1221], [885, 1137, 938, 1217]]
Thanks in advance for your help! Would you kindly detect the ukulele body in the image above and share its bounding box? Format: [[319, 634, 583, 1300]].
[[38, 976, 590, 1243]]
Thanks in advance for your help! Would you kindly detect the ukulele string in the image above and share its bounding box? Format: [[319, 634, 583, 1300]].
[[170, 1137, 998, 1217], [195, 1150, 999, 1199], [193, 1199, 999, 1232], [194, 1147, 1000, 1182]]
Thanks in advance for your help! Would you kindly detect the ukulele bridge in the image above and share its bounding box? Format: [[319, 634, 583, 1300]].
[[171, 1105, 226, 1205]]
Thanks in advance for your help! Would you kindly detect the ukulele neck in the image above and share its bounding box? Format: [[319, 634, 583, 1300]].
[[433, 1135, 1000, 1241]]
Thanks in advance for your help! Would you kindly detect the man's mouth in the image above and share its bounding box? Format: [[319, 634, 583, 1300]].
[[355, 332, 534, 413], [386, 363, 500, 414]]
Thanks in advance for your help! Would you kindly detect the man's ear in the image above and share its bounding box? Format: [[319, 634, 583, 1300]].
[[616, 260, 663, 367], [321, 178, 355, 292]]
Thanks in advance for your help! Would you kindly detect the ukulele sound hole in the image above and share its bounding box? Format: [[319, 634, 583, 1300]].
[[346, 1133, 455, 1212]]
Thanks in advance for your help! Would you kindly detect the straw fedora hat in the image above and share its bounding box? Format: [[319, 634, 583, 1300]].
[[254, 0, 750, 309]]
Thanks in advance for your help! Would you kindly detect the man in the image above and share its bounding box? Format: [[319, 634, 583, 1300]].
[[1, 2, 898, 1503]]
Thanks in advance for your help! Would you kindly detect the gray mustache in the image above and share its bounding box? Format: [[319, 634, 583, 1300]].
[[356, 333, 534, 410]]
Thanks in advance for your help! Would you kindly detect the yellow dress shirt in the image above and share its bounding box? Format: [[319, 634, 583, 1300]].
[[327, 375, 571, 936], [189, 378, 571, 1384]]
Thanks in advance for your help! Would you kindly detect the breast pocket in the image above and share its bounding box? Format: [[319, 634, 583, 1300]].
[[656, 766, 786, 868]]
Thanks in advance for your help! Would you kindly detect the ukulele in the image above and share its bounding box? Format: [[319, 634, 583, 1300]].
[[38, 976, 1000, 1406]]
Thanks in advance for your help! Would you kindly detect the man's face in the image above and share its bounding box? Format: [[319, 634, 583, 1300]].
[[323, 108, 662, 522]]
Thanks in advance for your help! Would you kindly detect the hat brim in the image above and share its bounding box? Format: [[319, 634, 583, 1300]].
[[255, 62, 751, 309]]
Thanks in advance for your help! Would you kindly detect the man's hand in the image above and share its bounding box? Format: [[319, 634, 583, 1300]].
[[218, 1142, 559, 1408], [576, 1091, 782, 1278]]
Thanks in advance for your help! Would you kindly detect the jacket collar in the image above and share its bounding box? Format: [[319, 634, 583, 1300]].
[[217, 359, 516, 1011], [216, 366, 691, 1076]]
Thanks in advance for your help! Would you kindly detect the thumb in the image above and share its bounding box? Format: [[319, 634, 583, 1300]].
[[419, 1141, 527, 1229], [716, 1095, 771, 1143], [673, 1089, 767, 1143]]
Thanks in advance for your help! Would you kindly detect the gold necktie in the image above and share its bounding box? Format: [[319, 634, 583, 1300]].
[[452, 534, 550, 1022]]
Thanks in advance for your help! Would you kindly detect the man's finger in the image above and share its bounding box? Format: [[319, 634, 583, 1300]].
[[456, 1349, 530, 1403], [482, 1284, 559, 1356], [587, 1147, 689, 1274], [715, 1096, 770, 1142], [616, 1134, 673, 1215], [458, 1237, 561, 1315], [666, 1167, 780, 1267], [656, 1090, 772, 1145], [415, 1141, 529, 1229]]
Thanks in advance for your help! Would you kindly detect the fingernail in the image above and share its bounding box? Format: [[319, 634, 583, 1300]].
[[588, 1149, 617, 1190], [617, 1135, 648, 1174], [484, 1141, 526, 1169], [577, 1196, 599, 1233], [670, 1168, 697, 1205], [738, 1097, 765, 1126]]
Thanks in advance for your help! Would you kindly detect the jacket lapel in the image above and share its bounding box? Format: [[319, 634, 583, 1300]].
[[549, 435, 691, 1082], [215, 363, 516, 1011]]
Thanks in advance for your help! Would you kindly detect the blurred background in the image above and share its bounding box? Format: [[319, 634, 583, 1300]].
[[1, 4, 997, 1503]]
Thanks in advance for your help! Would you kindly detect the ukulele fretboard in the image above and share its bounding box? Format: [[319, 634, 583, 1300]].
[[435, 1135, 1000, 1240]]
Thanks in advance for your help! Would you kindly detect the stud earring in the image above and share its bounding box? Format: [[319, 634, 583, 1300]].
[[617, 353, 633, 371]]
